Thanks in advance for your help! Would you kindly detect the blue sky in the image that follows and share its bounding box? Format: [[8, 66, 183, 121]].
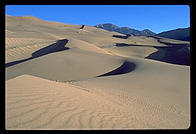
[[5, 5, 190, 33]]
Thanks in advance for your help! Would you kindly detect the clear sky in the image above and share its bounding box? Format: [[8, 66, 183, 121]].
[[5, 5, 190, 34]]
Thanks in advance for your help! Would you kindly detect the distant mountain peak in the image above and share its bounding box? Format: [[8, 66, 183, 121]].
[[141, 29, 156, 36], [141, 29, 152, 32], [94, 23, 155, 36]]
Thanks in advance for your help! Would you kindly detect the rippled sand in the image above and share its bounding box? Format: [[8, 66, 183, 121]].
[[6, 15, 190, 129]]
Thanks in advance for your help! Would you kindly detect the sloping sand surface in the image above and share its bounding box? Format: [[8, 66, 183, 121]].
[[6, 74, 157, 129], [5, 16, 190, 129], [6, 46, 123, 81], [6, 73, 189, 129], [6, 39, 69, 67], [72, 57, 190, 129], [97, 60, 136, 77]]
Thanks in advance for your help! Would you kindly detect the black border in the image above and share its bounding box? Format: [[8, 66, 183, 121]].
[[1, 1, 6, 134], [2, 0, 192, 5], [1, 0, 193, 133]]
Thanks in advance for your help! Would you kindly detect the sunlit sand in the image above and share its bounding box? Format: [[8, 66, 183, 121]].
[[6, 16, 190, 129]]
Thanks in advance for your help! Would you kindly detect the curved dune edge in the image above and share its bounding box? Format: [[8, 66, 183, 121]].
[[6, 74, 159, 129], [114, 43, 190, 66], [6, 16, 190, 129], [6, 74, 190, 129], [145, 46, 190, 66], [6, 39, 69, 68], [97, 60, 136, 77]]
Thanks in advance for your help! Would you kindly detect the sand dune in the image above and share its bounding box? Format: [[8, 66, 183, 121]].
[[114, 42, 190, 65], [72, 57, 190, 129], [6, 73, 189, 129], [145, 37, 190, 65], [5, 46, 123, 81], [146, 45, 190, 65], [5, 15, 190, 129], [6, 39, 69, 67], [97, 60, 136, 77], [5, 38, 56, 63], [6, 74, 157, 129]]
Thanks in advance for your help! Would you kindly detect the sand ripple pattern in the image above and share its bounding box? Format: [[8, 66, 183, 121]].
[[6, 75, 157, 130], [6, 38, 56, 63]]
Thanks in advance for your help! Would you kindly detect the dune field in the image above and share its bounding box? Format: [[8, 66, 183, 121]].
[[5, 15, 190, 129]]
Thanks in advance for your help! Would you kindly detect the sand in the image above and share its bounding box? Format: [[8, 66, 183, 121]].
[[5, 15, 190, 129]]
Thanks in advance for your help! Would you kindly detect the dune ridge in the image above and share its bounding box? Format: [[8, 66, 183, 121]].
[[97, 60, 136, 77], [5, 15, 190, 129], [115, 42, 190, 66], [6, 75, 156, 129], [6, 39, 69, 68], [6, 74, 190, 129]]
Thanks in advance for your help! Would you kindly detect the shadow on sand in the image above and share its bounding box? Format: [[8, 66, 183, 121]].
[[115, 42, 190, 66], [146, 45, 190, 66], [112, 34, 131, 39], [6, 39, 69, 68], [97, 60, 136, 77], [115, 43, 166, 48], [146, 39, 190, 66], [115, 43, 188, 48]]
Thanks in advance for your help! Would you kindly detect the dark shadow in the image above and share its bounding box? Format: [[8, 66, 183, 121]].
[[148, 35, 190, 46], [97, 60, 136, 77], [112, 34, 131, 39], [6, 39, 69, 68], [145, 38, 190, 66], [115, 42, 190, 66], [146, 46, 190, 66], [6, 57, 33, 68], [157, 39, 190, 46], [146, 35, 162, 40], [32, 39, 69, 57], [80, 25, 85, 29], [115, 43, 172, 48]]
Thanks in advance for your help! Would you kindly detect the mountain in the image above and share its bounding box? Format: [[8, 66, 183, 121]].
[[156, 28, 190, 41], [94, 23, 156, 36], [95, 23, 190, 41], [141, 29, 157, 36]]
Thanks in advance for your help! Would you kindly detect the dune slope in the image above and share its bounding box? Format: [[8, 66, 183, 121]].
[[6, 75, 157, 129], [5, 15, 190, 129]]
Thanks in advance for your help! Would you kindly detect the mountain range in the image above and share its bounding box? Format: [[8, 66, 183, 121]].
[[94, 23, 190, 41], [157, 27, 190, 41], [94, 23, 156, 36]]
